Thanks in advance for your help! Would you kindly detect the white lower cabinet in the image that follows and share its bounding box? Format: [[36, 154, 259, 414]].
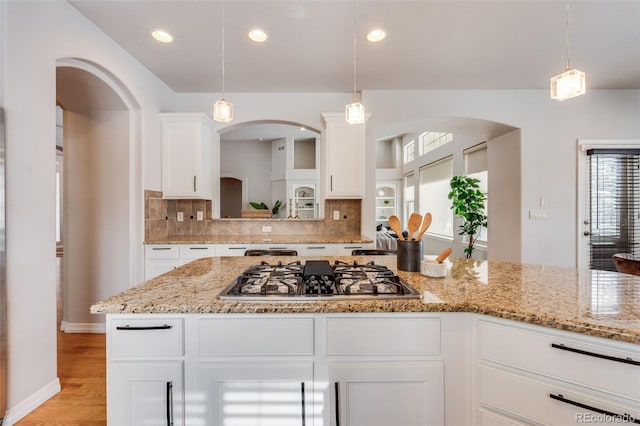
[[330, 362, 444, 426], [474, 317, 640, 425], [198, 362, 313, 426], [109, 361, 184, 426]]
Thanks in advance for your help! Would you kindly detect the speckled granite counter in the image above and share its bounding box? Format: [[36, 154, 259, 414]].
[[90, 256, 640, 344], [145, 235, 373, 244]]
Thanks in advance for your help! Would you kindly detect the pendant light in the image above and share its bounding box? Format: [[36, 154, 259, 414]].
[[345, 2, 365, 124], [550, 2, 586, 101], [214, 2, 233, 122]]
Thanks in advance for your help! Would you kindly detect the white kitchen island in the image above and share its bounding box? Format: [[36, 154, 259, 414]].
[[91, 256, 640, 426]]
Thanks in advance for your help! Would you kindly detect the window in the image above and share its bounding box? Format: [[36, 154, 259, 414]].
[[587, 149, 639, 271], [403, 140, 415, 164], [419, 157, 453, 238], [419, 132, 453, 157], [464, 143, 488, 243], [403, 172, 415, 227]]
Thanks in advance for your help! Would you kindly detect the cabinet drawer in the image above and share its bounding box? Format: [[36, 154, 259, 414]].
[[145, 245, 179, 259], [326, 316, 440, 355], [109, 318, 184, 358], [199, 317, 314, 356], [478, 321, 640, 401], [179, 244, 216, 259], [479, 366, 639, 425]]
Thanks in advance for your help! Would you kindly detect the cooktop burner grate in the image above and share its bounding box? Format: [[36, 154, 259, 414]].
[[219, 260, 420, 301]]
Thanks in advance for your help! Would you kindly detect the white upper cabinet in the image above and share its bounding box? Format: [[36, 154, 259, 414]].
[[321, 113, 367, 199], [161, 113, 213, 199]]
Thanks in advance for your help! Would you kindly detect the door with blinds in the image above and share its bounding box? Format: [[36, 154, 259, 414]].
[[582, 148, 639, 271]]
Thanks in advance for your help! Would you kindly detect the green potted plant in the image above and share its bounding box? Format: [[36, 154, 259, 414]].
[[448, 176, 487, 259]]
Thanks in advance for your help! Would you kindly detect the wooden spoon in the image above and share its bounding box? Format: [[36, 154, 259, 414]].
[[407, 213, 422, 240], [414, 212, 433, 241], [435, 247, 452, 263], [388, 215, 405, 241]]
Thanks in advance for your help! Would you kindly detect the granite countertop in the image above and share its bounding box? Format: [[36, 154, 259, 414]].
[[145, 235, 374, 245], [90, 256, 640, 344]]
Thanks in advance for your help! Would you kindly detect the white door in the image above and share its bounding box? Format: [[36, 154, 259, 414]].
[[577, 140, 640, 269], [198, 362, 314, 426], [330, 362, 444, 426]]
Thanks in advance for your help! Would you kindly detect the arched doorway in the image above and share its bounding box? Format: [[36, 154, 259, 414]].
[[220, 177, 243, 218], [55, 59, 141, 332]]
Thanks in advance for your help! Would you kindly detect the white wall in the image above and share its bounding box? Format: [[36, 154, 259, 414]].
[[2, 1, 174, 421], [220, 140, 272, 209]]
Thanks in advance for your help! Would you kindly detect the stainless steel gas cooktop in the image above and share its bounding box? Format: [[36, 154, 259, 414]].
[[218, 260, 421, 301]]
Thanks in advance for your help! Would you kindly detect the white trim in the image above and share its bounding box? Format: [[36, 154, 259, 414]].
[[3, 378, 61, 425], [62, 322, 106, 334], [576, 139, 640, 268]]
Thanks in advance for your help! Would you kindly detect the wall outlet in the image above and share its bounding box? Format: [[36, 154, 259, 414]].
[[262, 226, 272, 233], [333, 210, 340, 220], [196, 211, 204, 221], [529, 210, 546, 220], [177, 212, 184, 222]]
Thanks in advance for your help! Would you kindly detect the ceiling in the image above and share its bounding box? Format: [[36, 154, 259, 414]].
[[69, 1, 640, 93]]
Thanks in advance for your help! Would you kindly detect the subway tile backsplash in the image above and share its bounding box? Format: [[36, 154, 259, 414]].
[[144, 190, 362, 241]]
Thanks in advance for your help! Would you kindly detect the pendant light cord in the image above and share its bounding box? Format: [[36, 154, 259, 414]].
[[352, 1, 357, 100], [221, 2, 226, 98], [565, 2, 571, 70]]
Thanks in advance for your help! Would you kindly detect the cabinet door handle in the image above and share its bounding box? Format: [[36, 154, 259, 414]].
[[334, 382, 340, 426], [166, 381, 174, 426], [115, 324, 172, 331], [551, 343, 640, 366], [193, 175, 197, 192], [330, 175, 333, 192], [300, 382, 306, 426], [549, 394, 640, 424]]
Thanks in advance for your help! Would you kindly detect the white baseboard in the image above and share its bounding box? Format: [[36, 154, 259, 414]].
[[3, 378, 61, 425], [61, 321, 106, 333]]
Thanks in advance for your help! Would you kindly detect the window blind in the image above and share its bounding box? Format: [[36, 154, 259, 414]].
[[586, 149, 640, 271]]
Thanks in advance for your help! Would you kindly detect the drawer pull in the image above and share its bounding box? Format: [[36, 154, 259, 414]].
[[152, 247, 172, 251], [307, 246, 326, 250], [549, 394, 639, 424], [229, 247, 248, 250], [301, 382, 306, 426], [551, 343, 640, 366], [116, 324, 172, 331], [335, 382, 340, 426], [189, 247, 209, 250], [166, 381, 174, 426]]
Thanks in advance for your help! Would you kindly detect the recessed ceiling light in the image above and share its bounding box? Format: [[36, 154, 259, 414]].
[[366, 29, 386, 43], [248, 29, 268, 43], [151, 30, 174, 43]]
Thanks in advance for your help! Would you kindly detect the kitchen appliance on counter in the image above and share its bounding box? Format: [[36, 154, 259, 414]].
[[219, 260, 421, 301]]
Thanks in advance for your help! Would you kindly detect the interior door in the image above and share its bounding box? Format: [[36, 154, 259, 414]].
[[577, 141, 640, 270]]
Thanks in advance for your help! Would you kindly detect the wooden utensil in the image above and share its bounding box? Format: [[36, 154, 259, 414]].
[[407, 213, 422, 240], [435, 248, 452, 263], [414, 212, 433, 241], [388, 215, 405, 241]]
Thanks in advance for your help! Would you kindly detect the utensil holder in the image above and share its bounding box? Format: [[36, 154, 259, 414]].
[[397, 239, 423, 272]]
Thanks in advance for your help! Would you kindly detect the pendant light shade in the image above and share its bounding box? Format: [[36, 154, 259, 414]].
[[550, 2, 586, 101], [214, 3, 233, 122], [213, 99, 233, 123], [345, 101, 365, 124], [550, 68, 586, 101]]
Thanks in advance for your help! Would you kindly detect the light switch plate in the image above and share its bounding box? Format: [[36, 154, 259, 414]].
[[197, 211, 204, 221], [333, 210, 340, 220], [177, 212, 184, 222]]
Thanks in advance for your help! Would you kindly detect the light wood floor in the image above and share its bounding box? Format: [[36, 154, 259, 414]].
[[15, 257, 107, 425]]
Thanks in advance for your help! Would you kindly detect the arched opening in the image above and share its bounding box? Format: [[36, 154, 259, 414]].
[[220, 177, 243, 218], [217, 120, 321, 219], [373, 116, 521, 262], [55, 58, 141, 332]]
